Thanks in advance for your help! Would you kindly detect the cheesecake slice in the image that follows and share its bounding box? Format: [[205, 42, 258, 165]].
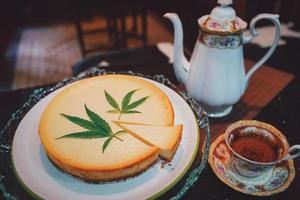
[[116, 122, 183, 161]]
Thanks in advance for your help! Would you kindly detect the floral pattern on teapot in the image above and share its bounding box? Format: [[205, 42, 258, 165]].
[[203, 17, 245, 33], [199, 32, 242, 49]]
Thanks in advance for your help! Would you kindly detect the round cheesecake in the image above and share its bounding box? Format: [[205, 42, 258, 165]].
[[39, 74, 177, 181]]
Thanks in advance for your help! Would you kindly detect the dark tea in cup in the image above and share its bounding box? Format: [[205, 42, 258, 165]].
[[224, 120, 295, 178], [229, 126, 283, 163]]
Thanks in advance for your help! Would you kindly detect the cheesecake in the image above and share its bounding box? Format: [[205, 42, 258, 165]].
[[39, 74, 181, 181]]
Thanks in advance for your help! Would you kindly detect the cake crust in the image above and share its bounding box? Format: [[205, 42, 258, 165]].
[[47, 146, 159, 181]]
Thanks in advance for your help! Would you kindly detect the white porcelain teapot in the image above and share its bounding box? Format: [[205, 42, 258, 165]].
[[164, 0, 281, 117]]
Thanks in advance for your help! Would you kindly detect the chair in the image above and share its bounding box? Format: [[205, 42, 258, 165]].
[[73, 0, 148, 58]]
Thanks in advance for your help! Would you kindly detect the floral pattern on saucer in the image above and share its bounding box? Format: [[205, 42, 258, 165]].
[[209, 134, 296, 196]]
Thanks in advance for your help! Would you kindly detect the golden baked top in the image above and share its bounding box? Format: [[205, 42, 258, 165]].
[[39, 74, 175, 171]]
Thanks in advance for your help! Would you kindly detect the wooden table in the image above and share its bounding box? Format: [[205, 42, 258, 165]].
[[0, 46, 299, 200]]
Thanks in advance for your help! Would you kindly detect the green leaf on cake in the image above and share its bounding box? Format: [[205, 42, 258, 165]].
[[122, 110, 141, 114], [105, 90, 120, 111], [102, 136, 114, 153], [105, 89, 149, 119], [107, 109, 119, 113], [125, 96, 149, 110], [60, 114, 100, 131], [102, 130, 126, 153], [122, 89, 138, 109], [57, 104, 125, 153], [56, 131, 110, 139], [85, 104, 112, 133]]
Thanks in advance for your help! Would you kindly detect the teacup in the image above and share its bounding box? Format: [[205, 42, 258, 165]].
[[225, 120, 300, 178]]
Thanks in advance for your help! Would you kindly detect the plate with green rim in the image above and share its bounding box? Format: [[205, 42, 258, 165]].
[[10, 74, 202, 200]]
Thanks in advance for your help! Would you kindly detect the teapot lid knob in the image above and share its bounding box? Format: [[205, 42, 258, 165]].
[[211, 0, 235, 21], [218, 0, 233, 6]]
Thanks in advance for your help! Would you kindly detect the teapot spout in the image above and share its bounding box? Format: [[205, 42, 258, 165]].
[[164, 13, 190, 85]]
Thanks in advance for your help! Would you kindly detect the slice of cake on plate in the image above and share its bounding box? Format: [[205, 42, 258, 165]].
[[116, 122, 183, 161]]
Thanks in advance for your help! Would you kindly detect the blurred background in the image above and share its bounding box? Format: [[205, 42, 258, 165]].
[[0, 0, 299, 91]]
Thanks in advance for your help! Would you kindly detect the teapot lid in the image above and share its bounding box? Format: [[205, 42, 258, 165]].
[[198, 0, 247, 34]]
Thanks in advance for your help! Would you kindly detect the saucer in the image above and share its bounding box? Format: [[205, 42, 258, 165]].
[[208, 134, 296, 196]]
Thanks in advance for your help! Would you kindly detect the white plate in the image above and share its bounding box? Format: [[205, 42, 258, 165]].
[[11, 77, 200, 200]]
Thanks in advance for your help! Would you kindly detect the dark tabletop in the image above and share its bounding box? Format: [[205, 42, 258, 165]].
[[0, 46, 299, 199]]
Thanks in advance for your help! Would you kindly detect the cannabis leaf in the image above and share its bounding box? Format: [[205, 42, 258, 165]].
[[105, 91, 120, 111], [56, 104, 125, 153], [56, 131, 110, 139], [105, 89, 149, 119], [102, 130, 126, 153]]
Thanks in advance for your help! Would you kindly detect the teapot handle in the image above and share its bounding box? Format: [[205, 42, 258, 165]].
[[242, 14, 281, 83]]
